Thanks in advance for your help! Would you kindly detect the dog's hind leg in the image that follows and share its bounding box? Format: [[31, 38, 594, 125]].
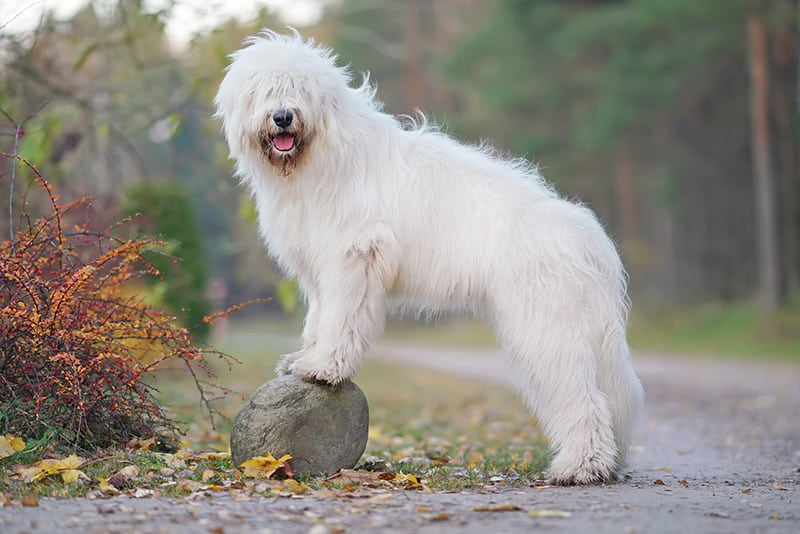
[[494, 298, 620, 485], [288, 223, 399, 384], [596, 320, 644, 472]]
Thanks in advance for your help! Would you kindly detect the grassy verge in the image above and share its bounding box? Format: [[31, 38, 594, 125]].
[[0, 321, 547, 501], [381, 303, 800, 361], [628, 302, 800, 361]]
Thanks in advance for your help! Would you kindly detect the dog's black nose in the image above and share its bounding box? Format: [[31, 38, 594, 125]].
[[273, 109, 293, 128]]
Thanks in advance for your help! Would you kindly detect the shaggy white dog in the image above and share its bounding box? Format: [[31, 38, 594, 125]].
[[214, 30, 644, 485]]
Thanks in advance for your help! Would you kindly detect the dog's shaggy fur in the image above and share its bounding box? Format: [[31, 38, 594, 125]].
[[214, 30, 644, 485]]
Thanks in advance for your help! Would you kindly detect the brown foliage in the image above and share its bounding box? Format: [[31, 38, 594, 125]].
[[0, 155, 234, 452]]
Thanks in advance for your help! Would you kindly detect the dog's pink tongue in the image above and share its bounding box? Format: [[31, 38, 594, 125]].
[[274, 133, 295, 151]]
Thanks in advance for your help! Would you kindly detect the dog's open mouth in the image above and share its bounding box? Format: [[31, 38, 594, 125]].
[[272, 132, 296, 152]]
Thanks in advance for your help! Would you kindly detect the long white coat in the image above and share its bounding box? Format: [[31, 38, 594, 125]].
[[214, 30, 644, 485]]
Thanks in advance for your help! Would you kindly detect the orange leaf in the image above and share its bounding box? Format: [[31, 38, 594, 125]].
[[239, 453, 292, 479]]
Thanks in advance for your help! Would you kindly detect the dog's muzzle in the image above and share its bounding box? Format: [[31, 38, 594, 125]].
[[257, 108, 306, 175], [271, 108, 296, 152]]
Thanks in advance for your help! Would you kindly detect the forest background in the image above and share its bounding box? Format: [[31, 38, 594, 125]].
[[2, 0, 798, 355]]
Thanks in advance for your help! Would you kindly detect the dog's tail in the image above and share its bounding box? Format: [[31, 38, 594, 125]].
[[597, 312, 645, 469]]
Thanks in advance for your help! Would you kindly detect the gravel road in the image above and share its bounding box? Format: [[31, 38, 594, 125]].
[[2, 346, 798, 533]]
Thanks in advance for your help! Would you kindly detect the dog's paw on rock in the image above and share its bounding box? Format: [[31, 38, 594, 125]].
[[230, 374, 369, 476]]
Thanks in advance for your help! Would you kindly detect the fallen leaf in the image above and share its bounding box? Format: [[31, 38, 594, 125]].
[[176, 479, 204, 493], [655, 466, 672, 473], [467, 451, 485, 470], [192, 451, 230, 461], [428, 453, 450, 464], [678, 480, 688, 486], [389, 472, 424, 489], [279, 479, 309, 494], [61, 467, 89, 484], [106, 473, 132, 490], [117, 465, 140, 479], [201, 469, 217, 482], [138, 437, 158, 451], [741, 488, 751, 494], [528, 509, 572, 518], [771, 482, 784, 490], [21, 494, 38, 507], [326, 469, 386, 487], [0, 435, 26, 459], [158, 453, 186, 470], [239, 453, 293, 479], [17, 454, 88, 483], [653, 479, 665, 485], [473, 504, 522, 512], [252, 481, 271, 493], [97, 477, 121, 496], [134, 436, 178, 453], [769, 513, 783, 520]]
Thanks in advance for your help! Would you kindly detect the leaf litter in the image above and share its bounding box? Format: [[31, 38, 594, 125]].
[[0, 360, 550, 509]]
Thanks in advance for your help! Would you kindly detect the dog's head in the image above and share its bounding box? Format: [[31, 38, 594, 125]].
[[214, 30, 360, 177]]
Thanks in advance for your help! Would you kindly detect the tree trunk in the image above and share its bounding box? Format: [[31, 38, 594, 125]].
[[614, 150, 640, 246], [746, 15, 782, 311], [401, 1, 425, 110]]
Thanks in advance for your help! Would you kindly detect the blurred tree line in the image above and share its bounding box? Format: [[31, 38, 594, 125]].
[[1, 0, 798, 321]]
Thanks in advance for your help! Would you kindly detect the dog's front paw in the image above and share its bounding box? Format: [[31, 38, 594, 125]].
[[275, 351, 302, 376], [288, 350, 352, 385], [290, 361, 346, 385]]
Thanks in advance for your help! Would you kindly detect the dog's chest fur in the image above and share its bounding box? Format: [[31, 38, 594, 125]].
[[253, 178, 369, 282]]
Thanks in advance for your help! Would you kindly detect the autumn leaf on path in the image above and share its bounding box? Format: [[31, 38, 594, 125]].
[[473, 503, 523, 512], [380, 471, 426, 490], [17, 454, 89, 483], [0, 435, 26, 459], [327, 469, 427, 490], [277, 479, 310, 495], [327, 469, 386, 487], [239, 453, 293, 479]]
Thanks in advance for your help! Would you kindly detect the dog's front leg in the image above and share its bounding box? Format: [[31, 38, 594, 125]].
[[289, 225, 398, 384], [275, 281, 320, 376]]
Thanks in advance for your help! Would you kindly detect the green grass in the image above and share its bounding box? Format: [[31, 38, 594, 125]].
[[628, 302, 800, 361]]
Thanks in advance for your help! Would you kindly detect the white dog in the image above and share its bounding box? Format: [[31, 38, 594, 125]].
[[214, 30, 644, 485]]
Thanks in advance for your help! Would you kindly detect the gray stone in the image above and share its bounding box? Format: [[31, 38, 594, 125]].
[[230, 374, 369, 476]]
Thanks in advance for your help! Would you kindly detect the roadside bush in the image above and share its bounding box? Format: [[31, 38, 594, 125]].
[[0, 156, 231, 452]]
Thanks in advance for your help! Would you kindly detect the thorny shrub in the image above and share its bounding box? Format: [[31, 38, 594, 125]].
[[0, 155, 239, 453]]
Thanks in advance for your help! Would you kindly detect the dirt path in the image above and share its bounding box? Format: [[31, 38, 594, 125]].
[[2, 347, 798, 533]]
